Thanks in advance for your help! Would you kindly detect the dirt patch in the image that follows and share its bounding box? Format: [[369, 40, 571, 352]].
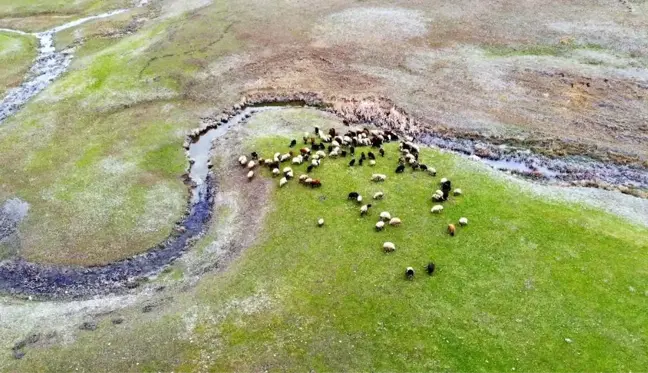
[[0, 198, 29, 243]]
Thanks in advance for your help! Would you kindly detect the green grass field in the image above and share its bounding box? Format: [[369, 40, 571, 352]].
[[0, 31, 37, 97]]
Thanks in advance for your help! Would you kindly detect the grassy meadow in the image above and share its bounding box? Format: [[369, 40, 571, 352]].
[[0, 31, 37, 97]]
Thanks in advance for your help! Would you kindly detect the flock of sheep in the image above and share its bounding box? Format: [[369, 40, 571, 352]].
[[237, 126, 469, 280]]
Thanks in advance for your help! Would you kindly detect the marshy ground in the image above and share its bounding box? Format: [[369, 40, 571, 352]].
[[0, 0, 647, 371]]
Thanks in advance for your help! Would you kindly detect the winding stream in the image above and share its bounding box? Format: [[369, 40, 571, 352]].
[[0, 9, 128, 123]]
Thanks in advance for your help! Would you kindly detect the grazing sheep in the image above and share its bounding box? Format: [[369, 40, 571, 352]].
[[318, 218, 324, 227], [285, 170, 294, 179], [389, 217, 401, 226], [427, 167, 437, 176], [440, 177, 448, 184], [459, 217, 468, 226], [348, 192, 359, 200], [369, 160, 376, 166], [350, 146, 355, 155], [251, 152, 259, 160], [349, 159, 356, 167], [357, 195, 363, 203], [300, 147, 310, 155], [380, 211, 391, 221], [311, 159, 320, 167], [247, 170, 254, 180], [419, 164, 428, 171], [316, 150, 326, 158], [371, 174, 387, 182], [431, 205, 444, 213], [273, 152, 281, 162], [426, 262, 436, 275], [341, 150, 347, 157], [368, 152, 375, 160], [405, 267, 415, 280], [358, 158, 364, 166], [448, 224, 456, 236], [305, 178, 313, 184], [238, 155, 248, 166], [279, 177, 288, 187], [395, 164, 405, 173], [310, 179, 322, 188], [360, 152, 366, 160], [283, 167, 292, 174], [289, 139, 297, 148], [280, 153, 291, 162], [379, 148, 385, 157], [307, 165, 314, 173], [292, 156, 303, 165], [454, 188, 462, 196], [314, 126, 320, 135], [373, 191, 384, 200], [360, 204, 372, 216], [432, 190, 444, 202], [272, 168, 280, 177], [375, 221, 385, 231], [383, 242, 396, 253], [299, 174, 309, 183]]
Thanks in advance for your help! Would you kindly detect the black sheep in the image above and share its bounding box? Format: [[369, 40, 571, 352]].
[[411, 162, 420, 170], [348, 192, 359, 200], [395, 164, 405, 173], [315, 126, 320, 135], [327, 145, 333, 153], [426, 262, 435, 275], [442, 180, 452, 201], [379, 148, 385, 157], [328, 128, 336, 137], [349, 159, 356, 167], [289, 139, 297, 148], [358, 158, 364, 166], [350, 146, 355, 155], [405, 267, 415, 280], [368, 152, 375, 160], [341, 150, 347, 157], [360, 152, 366, 160], [419, 164, 428, 171], [307, 164, 314, 173], [251, 151, 258, 160]]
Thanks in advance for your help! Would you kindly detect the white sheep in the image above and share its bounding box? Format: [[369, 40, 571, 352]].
[[454, 188, 462, 196], [283, 167, 293, 174], [286, 170, 294, 179], [357, 195, 363, 203], [272, 168, 280, 177], [440, 178, 448, 184], [273, 152, 281, 162], [431, 205, 443, 213], [380, 211, 391, 221], [371, 174, 387, 182], [311, 159, 320, 167], [383, 242, 396, 252], [316, 150, 327, 158], [432, 190, 444, 202], [292, 156, 303, 165], [280, 153, 291, 162], [373, 192, 384, 200], [389, 217, 401, 226], [299, 174, 309, 183], [318, 218, 325, 227], [279, 177, 288, 187], [247, 160, 256, 169], [369, 160, 376, 166], [405, 266, 415, 280], [247, 170, 254, 180], [459, 217, 468, 226], [305, 177, 313, 184], [238, 155, 247, 166], [427, 167, 437, 176], [375, 221, 385, 231], [360, 204, 372, 216], [331, 140, 340, 147]]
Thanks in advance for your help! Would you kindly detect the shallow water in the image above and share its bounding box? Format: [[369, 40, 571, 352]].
[[0, 9, 128, 123]]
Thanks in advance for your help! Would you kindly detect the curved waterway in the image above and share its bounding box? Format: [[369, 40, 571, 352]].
[[0, 9, 128, 123]]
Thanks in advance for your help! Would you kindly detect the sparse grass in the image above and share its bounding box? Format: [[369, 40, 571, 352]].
[[0, 31, 37, 97], [484, 42, 607, 58]]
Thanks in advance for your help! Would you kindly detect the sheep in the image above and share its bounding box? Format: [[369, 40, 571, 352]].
[[459, 217, 468, 226], [318, 218, 324, 227], [373, 191, 384, 200], [448, 224, 456, 236], [427, 167, 437, 176], [251, 151, 259, 160], [238, 155, 248, 166], [292, 156, 303, 165], [389, 217, 401, 226], [307, 165, 314, 173], [305, 178, 313, 184], [405, 267, 415, 280], [289, 139, 297, 148], [358, 158, 364, 166], [331, 140, 340, 147], [454, 188, 462, 196], [375, 221, 385, 231], [349, 159, 356, 167], [383, 242, 396, 253], [285, 170, 294, 179], [279, 177, 288, 187], [283, 167, 293, 174], [247, 170, 254, 180], [360, 152, 366, 160], [280, 153, 291, 162], [357, 195, 363, 203], [350, 146, 355, 155], [300, 147, 310, 155], [273, 152, 281, 162], [272, 168, 280, 177], [314, 126, 320, 135], [348, 192, 359, 200], [299, 174, 309, 183], [303, 133, 309, 144], [419, 164, 428, 171], [360, 204, 372, 216], [329, 148, 340, 158], [316, 150, 326, 158], [265, 158, 273, 166], [380, 211, 391, 221], [310, 179, 322, 188], [368, 152, 375, 160], [371, 174, 387, 182], [341, 150, 347, 157], [369, 160, 376, 166], [311, 159, 320, 167], [440, 177, 448, 184], [432, 190, 444, 202], [431, 205, 444, 213], [395, 164, 405, 173], [379, 148, 385, 157], [426, 262, 436, 275]]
